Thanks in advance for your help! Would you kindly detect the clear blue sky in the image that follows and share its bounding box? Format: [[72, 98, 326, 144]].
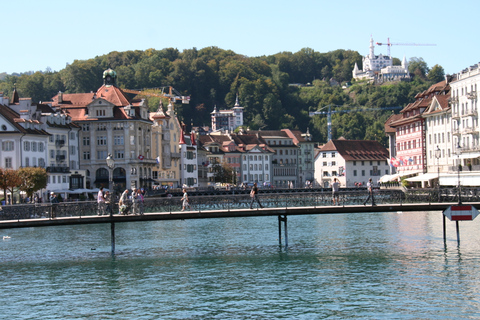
[[2, 0, 479, 76]]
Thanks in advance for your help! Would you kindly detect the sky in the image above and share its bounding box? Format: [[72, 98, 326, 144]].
[[2, 0, 480, 76]]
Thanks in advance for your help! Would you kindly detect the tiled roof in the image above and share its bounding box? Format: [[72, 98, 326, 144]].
[[390, 79, 450, 127], [320, 139, 389, 161], [384, 113, 403, 134], [0, 105, 49, 136]]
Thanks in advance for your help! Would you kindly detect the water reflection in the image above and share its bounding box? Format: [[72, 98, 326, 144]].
[[2, 211, 480, 319]]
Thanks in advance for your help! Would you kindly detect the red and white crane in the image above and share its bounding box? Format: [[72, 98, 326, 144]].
[[376, 38, 436, 56]]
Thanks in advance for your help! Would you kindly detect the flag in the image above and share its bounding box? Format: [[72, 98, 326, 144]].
[[156, 156, 160, 164], [138, 155, 144, 160]]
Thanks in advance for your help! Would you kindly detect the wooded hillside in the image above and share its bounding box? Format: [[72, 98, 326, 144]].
[[0, 47, 445, 146]]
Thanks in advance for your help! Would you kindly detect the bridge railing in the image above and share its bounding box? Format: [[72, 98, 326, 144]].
[[1, 188, 479, 221]]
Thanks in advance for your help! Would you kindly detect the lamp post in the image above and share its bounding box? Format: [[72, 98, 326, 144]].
[[106, 153, 115, 195], [455, 143, 462, 205], [435, 145, 441, 201]]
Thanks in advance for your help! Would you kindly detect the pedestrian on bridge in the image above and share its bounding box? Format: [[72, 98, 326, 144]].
[[97, 187, 106, 216], [250, 182, 263, 209], [118, 189, 129, 215], [332, 178, 340, 206], [181, 188, 191, 211], [363, 178, 376, 206]]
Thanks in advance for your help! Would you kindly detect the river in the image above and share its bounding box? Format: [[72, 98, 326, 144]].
[[1, 210, 479, 319]]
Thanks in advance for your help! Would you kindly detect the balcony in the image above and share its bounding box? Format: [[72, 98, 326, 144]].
[[171, 152, 181, 158], [467, 91, 477, 100], [55, 139, 65, 148], [463, 126, 478, 134], [56, 155, 66, 162], [452, 127, 461, 135], [465, 109, 478, 117], [452, 111, 460, 119], [46, 166, 70, 173]]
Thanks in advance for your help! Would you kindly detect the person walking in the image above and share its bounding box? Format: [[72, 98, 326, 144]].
[[97, 187, 106, 216], [332, 178, 340, 206], [104, 191, 113, 216], [363, 178, 376, 206], [138, 189, 145, 215], [49, 192, 59, 219], [131, 188, 139, 215], [181, 188, 191, 211], [119, 189, 129, 215], [250, 182, 263, 209]]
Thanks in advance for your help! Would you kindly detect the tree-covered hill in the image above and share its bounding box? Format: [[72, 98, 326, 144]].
[[0, 47, 444, 146]]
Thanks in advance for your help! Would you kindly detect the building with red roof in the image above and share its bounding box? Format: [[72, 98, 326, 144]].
[[49, 69, 154, 191]]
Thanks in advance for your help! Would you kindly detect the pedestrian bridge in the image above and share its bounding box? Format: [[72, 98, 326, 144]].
[[1, 202, 478, 229]]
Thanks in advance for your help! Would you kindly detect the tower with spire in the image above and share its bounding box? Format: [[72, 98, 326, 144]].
[[211, 94, 244, 132], [352, 37, 410, 83]]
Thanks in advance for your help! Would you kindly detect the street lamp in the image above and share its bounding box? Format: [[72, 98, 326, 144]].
[[455, 143, 462, 204], [435, 145, 441, 201], [106, 153, 115, 195]]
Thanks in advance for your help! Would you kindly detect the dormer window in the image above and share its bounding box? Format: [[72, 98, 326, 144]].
[[96, 109, 106, 117]]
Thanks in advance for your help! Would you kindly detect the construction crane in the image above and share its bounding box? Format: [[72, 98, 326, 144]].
[[122, 86, 190, 104], [309, 105, 402, 141], [376, 38, 436, 57]]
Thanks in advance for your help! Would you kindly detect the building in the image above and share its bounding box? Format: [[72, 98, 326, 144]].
[[150, 100, 182, 188], [50, 68, 155, 192], [282, 128, 316, 187], [179, 128, 199, 188], [0, 90, 82, 200], [314, 138, 389, 188], [387, 80, 450, 185], [445, 63, 480, 186], [210, 95, 244, 132], [353, 37, 410, 83]]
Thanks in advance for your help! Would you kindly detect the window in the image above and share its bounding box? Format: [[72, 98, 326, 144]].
[[32, 142, 37, 152], [115, 150, 124, 159], [82, 124, 89, 131], [5, 157, 12, 168], [97, 136, 107, 146], [362, 170, 365, 176], [2, 141, 14, 151], [25, 157, 30, 167], [70, 146, 76, 155], [97, 150, 107, 160], [332, 161, 336, 166], [70, 132, 75, 140], [114, 136, 124, 145], [353, 161, 356, 166], [83, 151, 90, 160]]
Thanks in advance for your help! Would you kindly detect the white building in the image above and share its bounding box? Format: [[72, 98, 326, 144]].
[[211, 95, 244, 132], [353, 37, 410, 83], [446, 63, 480, 186], [315, 139, 389, 188], [179, 129, 198, 188]]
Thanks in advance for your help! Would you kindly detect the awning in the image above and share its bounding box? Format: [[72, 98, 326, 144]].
[[405, 173, 439, 182], [380, 174, 399, 183], [458, 152, 480, 159], [440, 173, 480, 186]]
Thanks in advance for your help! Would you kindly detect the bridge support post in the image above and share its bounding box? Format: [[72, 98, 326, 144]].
[[456, 221, 460, 245], [443, 214, 446, 242], [278, 215, 288, 248], [111, 221, 115, 256]]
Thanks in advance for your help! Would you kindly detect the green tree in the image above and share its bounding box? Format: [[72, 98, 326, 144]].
[[0, 168, 22, 204], [18, 167, 48, 201], [427, 64, 445, 83], [408, 57, 429, 79]]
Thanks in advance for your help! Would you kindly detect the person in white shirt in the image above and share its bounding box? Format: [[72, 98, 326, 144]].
[[363, 178, 376, 206], [97, 187, 106, 216]]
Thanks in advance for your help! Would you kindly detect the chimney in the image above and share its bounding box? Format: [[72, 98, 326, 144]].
[[58, 91, 63, 103]]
